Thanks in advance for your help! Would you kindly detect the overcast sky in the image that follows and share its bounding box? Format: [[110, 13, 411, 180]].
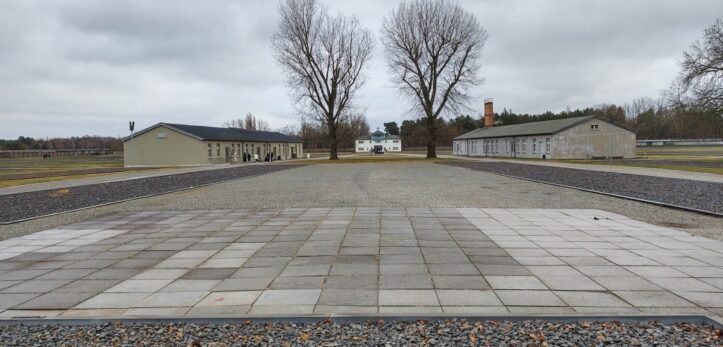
[[0, 0, 719, 139]]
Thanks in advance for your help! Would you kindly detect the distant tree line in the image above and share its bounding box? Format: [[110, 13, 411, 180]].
[[0, 136, 123, 151]]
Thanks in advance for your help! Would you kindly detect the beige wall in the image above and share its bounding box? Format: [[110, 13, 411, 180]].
[[124, 125, 305, 166], [553, 119, 636, 159], [124, 125, 206, 166]]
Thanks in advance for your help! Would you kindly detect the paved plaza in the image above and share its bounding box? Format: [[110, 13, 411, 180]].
[[0, 207, 722, 318]]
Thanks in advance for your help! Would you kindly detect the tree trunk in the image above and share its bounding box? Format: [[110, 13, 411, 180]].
[[328, 122, 339, 160], [426, 114, 437, 159]]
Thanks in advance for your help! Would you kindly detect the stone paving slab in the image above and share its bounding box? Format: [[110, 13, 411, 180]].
[[0, 208, 722, 318]]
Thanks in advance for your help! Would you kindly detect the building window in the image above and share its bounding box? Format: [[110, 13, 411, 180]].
[[393, 140, 399, 143], [590, 124, 599, 130], [532, 138, 536, 154], [216, 143, 220, 156], [522, 139, 526, 153], [358, 140, 364, 144], [546, 138, 551, 153], [358, 147, 364, 151], [207, 143, 212, 157]]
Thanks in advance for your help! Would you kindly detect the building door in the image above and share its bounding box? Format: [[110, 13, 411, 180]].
[[510, 140, 516, 158], [291, 146, 297, 159], [225, 147, 231, 162]]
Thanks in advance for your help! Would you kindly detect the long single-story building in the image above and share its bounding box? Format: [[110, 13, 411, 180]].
[[356, 129, 402, 153], [123, 123, 303, 166], [453, 115, 637, 159]]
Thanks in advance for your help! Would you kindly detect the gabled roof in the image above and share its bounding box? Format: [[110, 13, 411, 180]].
[[122, 123, 302, 143], [454, 115, 635, 140]]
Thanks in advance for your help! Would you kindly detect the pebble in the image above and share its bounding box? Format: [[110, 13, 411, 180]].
[[444, 161, 723, 214], [0, 319, 719, 346]]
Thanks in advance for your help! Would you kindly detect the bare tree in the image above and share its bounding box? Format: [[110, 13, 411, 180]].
[[225, 112, 270, 131], [382, 0, 487, 158], [272, 0, 374, 160], [666, 19, 722, 114]]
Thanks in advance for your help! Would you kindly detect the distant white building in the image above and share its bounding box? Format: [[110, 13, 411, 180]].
[[356, 129, 402, 153]]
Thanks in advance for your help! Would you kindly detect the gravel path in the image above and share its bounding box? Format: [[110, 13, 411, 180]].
[[443, 161, 723, 215], [0, 319, 719, 346], [0, 164, 299, 223]]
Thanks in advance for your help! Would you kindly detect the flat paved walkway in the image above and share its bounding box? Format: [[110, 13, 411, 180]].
[[1, 208, 721, 318]]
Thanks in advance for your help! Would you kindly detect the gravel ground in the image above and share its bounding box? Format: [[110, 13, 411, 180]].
[[443, 161, 723, 215], [0, 164, 298, 223], [2, 163, 721, 241], [0, 319, 719, 346]]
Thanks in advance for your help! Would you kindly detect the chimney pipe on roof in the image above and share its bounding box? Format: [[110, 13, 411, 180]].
[[484, 98, 494, 128]]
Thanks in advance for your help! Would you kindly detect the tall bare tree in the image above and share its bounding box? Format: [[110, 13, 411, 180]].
[[667, 18, 722, 114], [225, 112, 270, 131], [382, 0, 487, 158], [272, 0, 374, 160]]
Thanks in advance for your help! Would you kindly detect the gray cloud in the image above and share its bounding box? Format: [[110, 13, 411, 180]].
[[0, 0, 719, 138]]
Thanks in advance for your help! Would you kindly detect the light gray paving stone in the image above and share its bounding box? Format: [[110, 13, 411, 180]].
[[318, 289, 377, 306], [214, 278, 274, 291], [427, 263, 480, 275], [187, 305, 250, 315], [592, 276, 662, 291], [554, 291, 631, 307], [507, 306, 575, 313], [673, 292, 723, 308], [254, 289, 321, 305], [442, 306, 508, 314], [107, 279, 173, 293], [314, 305, 378, 314], [329, 264, 377, 276], [124, 307, 190, 316], [435, 290, 502, 306], [378, 290, 439, 306], [195, 291, 262, 307], [232, 267, 284, 278], [538, 276, 606, 291], [574, 266, 634, 277], [485, 276, 547, 290], [378, 306, 442, 314], [613, 291, 697, 308], [647, 277, 721, 292], [624, 266, 690, 278], [1, 280, 71, 293], [432, 276, 490, 289], [75, 293, 150, 309], [160, 280, 221, 292], [495, 290, 566, 306], [325, 275, 378, 289], [675, 266, 723, 277], [380, 264, 428, 275], [0, 293, 39, 309], [131, 290, 209, 308]]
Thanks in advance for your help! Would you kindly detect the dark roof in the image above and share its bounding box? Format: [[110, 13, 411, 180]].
[[454, 116, 635, 140], [122, 123, 302, 143]]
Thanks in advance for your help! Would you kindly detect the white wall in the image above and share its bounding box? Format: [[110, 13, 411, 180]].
[[355, 139, 402, 152], [454, 136, 553, 159]]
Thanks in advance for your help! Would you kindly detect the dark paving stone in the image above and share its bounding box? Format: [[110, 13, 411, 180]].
[[83, 268, 141, 280], [50, 252, 98, 261], [334, 255, 378, 265], [324, 275, 378, 289], [55, 279, 122, 293], [0, 262, 33, 271], [110, 258, 161, 269], [463, 248, 509, 256], [1, 279, 71, 293], [0, 269, 51, 281], [5, 253, 57, 262], [13, 291, 99, 310], [24, 261, 73, 270], [380, 275, 433, 289], [181, 268, 237, 280], [186, 243, 230, 250], [243, 257, 292, 268], [287, 256, 335, 266], [270, 276, 325, 289], [64, 259, 117, 269], [36, 268, 97, 280]]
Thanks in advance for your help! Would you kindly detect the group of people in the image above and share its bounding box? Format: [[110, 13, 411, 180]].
[[239, 152, 282, 162]]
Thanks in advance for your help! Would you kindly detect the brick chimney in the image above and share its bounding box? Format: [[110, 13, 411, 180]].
[[484, 98, 494, 128]]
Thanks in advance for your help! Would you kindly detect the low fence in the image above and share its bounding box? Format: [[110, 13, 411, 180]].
[[637, 139, 723, 146], [0, 149, 115, 158]]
